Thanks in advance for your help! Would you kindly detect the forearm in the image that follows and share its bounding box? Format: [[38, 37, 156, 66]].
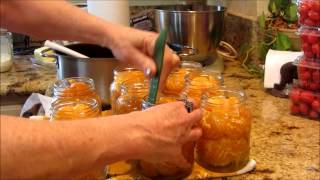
[[0, 0, 115, 47], [0, 114, 143, 180]]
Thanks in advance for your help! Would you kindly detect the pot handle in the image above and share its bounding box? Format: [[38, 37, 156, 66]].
[[168, 44, 198, 58]]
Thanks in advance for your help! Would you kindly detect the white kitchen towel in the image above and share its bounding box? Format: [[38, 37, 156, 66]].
[[20, 93, 53, 117], [87, 0, 130, 26], [264, 49, 303, 89]]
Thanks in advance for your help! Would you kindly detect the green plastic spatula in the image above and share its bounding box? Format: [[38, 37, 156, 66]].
[[147, 29, 168, 105]]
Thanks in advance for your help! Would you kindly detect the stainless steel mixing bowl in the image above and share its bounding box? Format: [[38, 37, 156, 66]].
[[154, 5, 226, 62]]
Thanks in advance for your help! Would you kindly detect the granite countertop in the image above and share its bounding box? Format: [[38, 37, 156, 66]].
[[0, 56, 57, 96], [0, 56, 319, 179]]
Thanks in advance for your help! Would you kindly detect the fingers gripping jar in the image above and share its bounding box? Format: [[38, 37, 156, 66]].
[[139, 95, 194, 180], [164, 61, 202, 96], [110, 67, 145, 114], [50, 98, 101, 121], [114, 80, 149, 115], [196, 89, 252, 172], [53, 77, 102, 109]]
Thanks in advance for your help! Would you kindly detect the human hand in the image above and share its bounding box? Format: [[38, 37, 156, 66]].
[[103, 24, 180, 90], [130, 102, 202, 168]]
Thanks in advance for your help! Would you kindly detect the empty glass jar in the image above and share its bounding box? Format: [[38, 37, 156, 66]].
[[0, 29, 13, 73]]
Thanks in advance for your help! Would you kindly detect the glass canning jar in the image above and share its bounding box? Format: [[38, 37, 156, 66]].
[[53, 77, 102, 108], [0, 29, 13, 73], [50, 98, 101, 121], [139, 94, 194, 179], [114, 80, 149, 115], [109, 67, 145, 114], [182, 71, 223, 107], [196, 88, 252, 172], [163, 61, 202, 96]]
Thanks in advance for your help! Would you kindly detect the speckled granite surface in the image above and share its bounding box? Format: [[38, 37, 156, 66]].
[[0, 56, 319, 180], [0, 56, 56, 96]]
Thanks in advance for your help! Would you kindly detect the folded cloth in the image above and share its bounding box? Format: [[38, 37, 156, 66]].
[[264, 50, 302, 89], [20, 93, 53, 118]]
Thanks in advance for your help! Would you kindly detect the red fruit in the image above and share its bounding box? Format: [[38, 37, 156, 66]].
[[312, 1, 320, 12], [299, 4, 310, 16], [301, 33, 309, 42], [309, 82, 319, 91], [308, 10, 320, 21], [302, 43, 311, 52], [312, 100, 320, 112], [309, 110, 319, 119], [305, 18, 316, 27], [290, 88, 301, 103], [308, 32, 318, 44], [300, 91, 314, 104], [300, 80, 310, 89], [305, 51, 314, 58], [291, 104, 300, 115], [299, 103, 309, 115], [312, 44, 320, 56], [300, 71, 311, 81], [313, 71, 320, 81]]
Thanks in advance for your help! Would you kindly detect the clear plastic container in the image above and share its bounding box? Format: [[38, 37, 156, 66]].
[[298, 27, 320, 59], [294, 56, 320, 91], [298, 0, 320, 27], [196, 88, 252, 172], [289, 86, 320, 119], [0, 29, 13, 73]]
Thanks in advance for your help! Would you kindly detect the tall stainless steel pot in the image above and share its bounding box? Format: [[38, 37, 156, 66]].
[[154, 5, 226, 62], [54, 44, 119, 105]]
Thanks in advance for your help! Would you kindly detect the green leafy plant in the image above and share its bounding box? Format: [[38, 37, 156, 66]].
[[257, 0, 298, 62], [238, 0, 298, 78]]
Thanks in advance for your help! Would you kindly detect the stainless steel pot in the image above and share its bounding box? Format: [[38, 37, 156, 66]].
[[54, 44, 119, 105], [154, 5, 226, 62]]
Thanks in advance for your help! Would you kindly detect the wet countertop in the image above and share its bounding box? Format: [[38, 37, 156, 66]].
[[0, 56, 319, 180], [0, 56, 56, 96]]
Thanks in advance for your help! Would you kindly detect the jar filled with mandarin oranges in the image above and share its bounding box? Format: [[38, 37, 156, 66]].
[[139, 94, 194, 180], [164, 61, 202, 96], [182, 71, 223, 107], [110, 67, 145, 114], [114, 80, 149, 115], [50, 98, 101, 121], [53, 77, 102, 108], [196, 88, 252, 172]]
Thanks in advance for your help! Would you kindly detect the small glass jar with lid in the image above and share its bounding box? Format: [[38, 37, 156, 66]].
[[53, 77, 102, 109], [139, 94, 194, 179], [196, 88, 252, 172], [163, 61, 202, 96], [0, 28, 13, 73], [182, 71, 223, 107], [110, 67, 145, 114], [50, 98, 101, 121], [114, 79, 149, 115]]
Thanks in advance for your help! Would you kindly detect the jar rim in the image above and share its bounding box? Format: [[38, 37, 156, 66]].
[[113, 67, 142, 76], [53, 77, 95, 95], [202, 88, 246, 106]]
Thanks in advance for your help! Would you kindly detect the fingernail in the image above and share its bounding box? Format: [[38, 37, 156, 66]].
[[144, 68, 152, 78]]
